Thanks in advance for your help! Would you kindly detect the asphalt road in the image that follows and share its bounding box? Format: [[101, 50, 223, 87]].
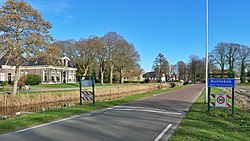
[[0, 84, 204, 141]]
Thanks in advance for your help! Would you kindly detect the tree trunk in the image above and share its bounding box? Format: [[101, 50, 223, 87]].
[[240, 60, 246, 84], [221, 63, 224, 78], [100, 65, 104, 85], [82, 66, 89, 80], [109, 65, 114, 84], [120, 68, 124, 84], [12, 66, 20, 96]]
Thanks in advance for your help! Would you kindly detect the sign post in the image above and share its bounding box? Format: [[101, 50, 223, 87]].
[[207, 73, 235, 114], [79, 76, 95, 105]]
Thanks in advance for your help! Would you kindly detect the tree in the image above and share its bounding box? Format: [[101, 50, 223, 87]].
[[210, 43, 227, 77], [152, 53, 169, 80], [73, 36, 99, 77], [188, 55, 200, 83], [177, 61, 186, 81], [95, 37, 106, 85], [103, 32, 124, 84], [225, 43, 239, 74], [115, 41, 140, 83], [55, 39, 76, 58], [238, 45, 250, 84], [0, 0, 53, 95], [196, 57, 206, 82]]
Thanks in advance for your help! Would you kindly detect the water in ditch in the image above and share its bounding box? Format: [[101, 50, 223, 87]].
[[0, 100, 79, 120]]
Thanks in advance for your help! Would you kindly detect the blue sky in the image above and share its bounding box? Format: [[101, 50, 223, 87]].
[[1, 0, 250, 72]]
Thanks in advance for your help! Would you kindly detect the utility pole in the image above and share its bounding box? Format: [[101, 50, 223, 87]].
[[205, 0, 209, 103]]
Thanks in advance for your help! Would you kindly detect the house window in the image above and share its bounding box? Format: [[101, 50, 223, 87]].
[[68, 71, 72, 81], [73, 71, 76, 81], [43, 70, 47, 81], [0, 73, 5, 81], [51, 70, 55, 82]]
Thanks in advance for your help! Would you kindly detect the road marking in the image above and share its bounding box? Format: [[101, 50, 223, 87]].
[[114, 109, 181, 115], [112, 106, 182, 115], [15, 116, 80, 133], [154, 124, 173, 141]]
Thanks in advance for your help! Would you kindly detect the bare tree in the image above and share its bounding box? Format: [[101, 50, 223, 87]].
[[210, 42, 227, 77], [152, 53, 169, 80], [95, 37, 106, 85], [55, 39, 76, 57], [115, 42, 140, 83], [103, 32, 124, 84], [238, 45, 250, 83], [177, 61, 186, 81], [188, 55, 199, 83], [0, 0, 53, 95], [225, 43, 239, 74], [72, 36, 99, 77]]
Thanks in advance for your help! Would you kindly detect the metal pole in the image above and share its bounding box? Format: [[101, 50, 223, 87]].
[[205, 0, 209, 103], [208, 74, 211, 113], [232, 87, 234, 114], [79, 77, 82, 105], [208, 87, 211, 113], [232, 73, 235, 114], [92, 76, 95, 105]]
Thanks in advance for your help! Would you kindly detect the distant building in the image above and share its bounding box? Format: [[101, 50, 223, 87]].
[[0, 54, 77, 84], [143, 71, 158, 81], [142, 71, 179, 82], [123, 69, 143, 82]]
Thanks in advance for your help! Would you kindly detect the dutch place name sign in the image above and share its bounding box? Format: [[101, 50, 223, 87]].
[[208, 78, 235, 88]]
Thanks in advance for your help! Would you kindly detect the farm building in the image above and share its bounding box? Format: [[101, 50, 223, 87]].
[[0, 54, 77, 84]]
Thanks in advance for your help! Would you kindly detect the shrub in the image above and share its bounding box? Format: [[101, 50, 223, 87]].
[[183, 81, 189, 85], [169, 82, 176, 88], [0, 81, 8, 86], [144, 79, 150, 83], [24, 74, 41, 85]]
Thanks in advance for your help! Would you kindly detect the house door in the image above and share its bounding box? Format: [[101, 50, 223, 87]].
[[8, 73, 11, 84]]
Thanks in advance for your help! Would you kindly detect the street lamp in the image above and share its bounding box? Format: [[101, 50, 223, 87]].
[[205, 0, 209, 103]]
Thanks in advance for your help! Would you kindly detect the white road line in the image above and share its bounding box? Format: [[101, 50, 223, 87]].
[[154, 124, 173, 141], [114, 109, 181, 115], [15, 116, 79, 133], [113, 106, 182, 115], [114, 106, 168, 111]]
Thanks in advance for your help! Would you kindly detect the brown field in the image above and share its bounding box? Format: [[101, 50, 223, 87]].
[[0, 83, 170, 108]]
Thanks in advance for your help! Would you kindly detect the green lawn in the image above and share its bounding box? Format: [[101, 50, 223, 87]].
[[170, 88, 250, 141], [31, 82, 114, 89], [0, 85, 185, 134]]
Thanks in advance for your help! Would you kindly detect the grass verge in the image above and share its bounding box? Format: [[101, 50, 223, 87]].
[[32, 83, 114, 89], [0, 85, 186, 134], [170, 88, 250, 141]]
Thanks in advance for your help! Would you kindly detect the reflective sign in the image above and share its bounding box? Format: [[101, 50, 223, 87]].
[[208, 78, 235, 88], [81, 80, 92, 86]]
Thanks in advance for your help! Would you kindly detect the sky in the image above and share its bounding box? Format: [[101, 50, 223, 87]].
[[1, 0, 250, 72]]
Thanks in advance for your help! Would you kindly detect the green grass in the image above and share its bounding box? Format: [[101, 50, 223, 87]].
[[32, 83, 79, 88], [237, 82, 250, 86], [170, 88, 250, 141], [0, 85, 186, 134], [31, 82, 114, 89]]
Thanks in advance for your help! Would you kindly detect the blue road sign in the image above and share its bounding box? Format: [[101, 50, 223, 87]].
[[81, 80, 92, 86], [208, 78, 235, 88]]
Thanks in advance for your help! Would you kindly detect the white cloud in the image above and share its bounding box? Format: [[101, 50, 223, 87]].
[[27, 0, 72, 16], [62, 15, 77, 24]]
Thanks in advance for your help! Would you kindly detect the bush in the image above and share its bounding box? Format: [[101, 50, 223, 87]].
[[24, 74, 41, 85], [183, 81, 189, 85], [18, 76, 26, 86], [0, 81, 8, 86], [169, 82, 176, 88]]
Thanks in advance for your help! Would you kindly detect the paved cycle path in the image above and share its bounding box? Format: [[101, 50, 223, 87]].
[[0, 84, 204, 141]]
